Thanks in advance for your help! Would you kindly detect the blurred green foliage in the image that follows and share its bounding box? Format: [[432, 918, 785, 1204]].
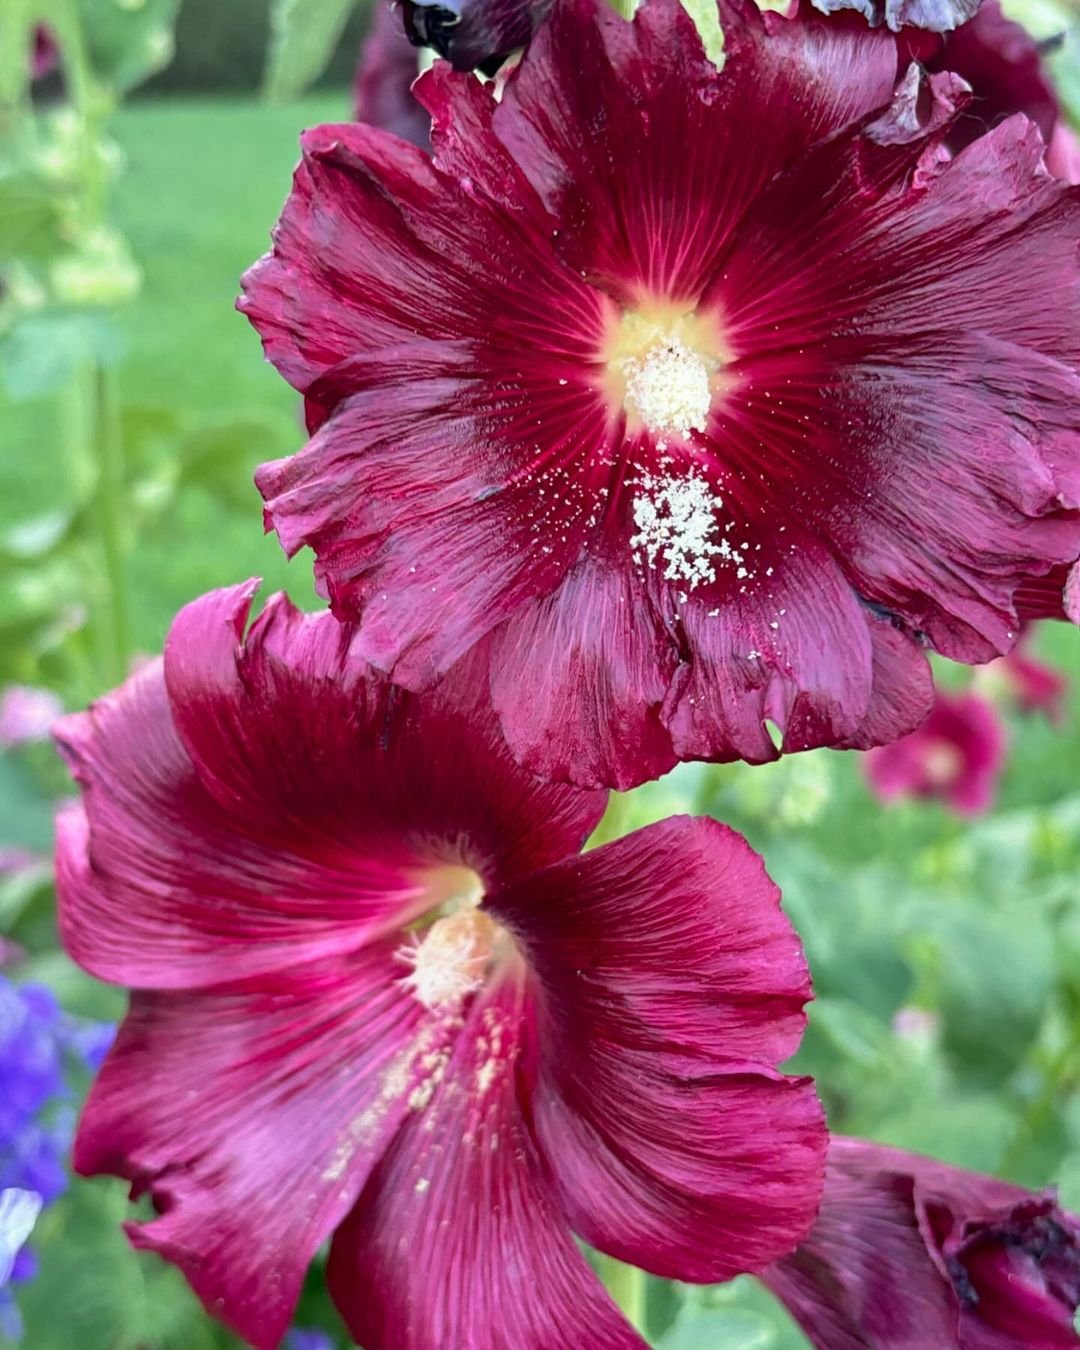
[[1, 0, 1079, 1347]]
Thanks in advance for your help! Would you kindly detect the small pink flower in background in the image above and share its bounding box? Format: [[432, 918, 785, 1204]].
[[862, 691, 1007, 817], [977, 627, 1068, 723], [0, 687, 63, 749], [354, 3, 431, 149], [54, 581, 826, 1350], [31, 26, 58, 81], [762, 1135, 1080, 1349]]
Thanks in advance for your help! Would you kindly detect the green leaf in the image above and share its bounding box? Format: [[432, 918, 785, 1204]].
[[659, 1301, 777, 1349], [0, 311, 123, 400], [679, 0, 725, 67], [76, 0, 182, 92], [263, 0, 359, 101], [0, 175, 66, 263]]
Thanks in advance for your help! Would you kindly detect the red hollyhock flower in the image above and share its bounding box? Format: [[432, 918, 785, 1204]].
[[354, 3, 431, 149], [862, 688, 1006, 815], [53, 580, 826, 1350], [761, 1135, 1080, 1349], [240, 0, 1080, 791]]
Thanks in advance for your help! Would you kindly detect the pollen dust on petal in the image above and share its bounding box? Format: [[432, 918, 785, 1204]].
[[631, 470, 753, 591]]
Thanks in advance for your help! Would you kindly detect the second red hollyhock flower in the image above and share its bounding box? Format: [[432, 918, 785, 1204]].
[[862, 689, 1007, 815], [241, 0, 1080, 791], [54, 581, 825, 1350]]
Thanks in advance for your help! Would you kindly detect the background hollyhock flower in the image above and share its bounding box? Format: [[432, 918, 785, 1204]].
[[31, 26, 58, 81], [400, 0, 550, 73], [240, 0, 1080, 792], [761, 1135, 1080, 1349], [0, 686, 63, 749], [354, 3, 431, 149], [862, 690, 1007, 816], [54, 580, 825, 1350], [0, 977, 112, 1340], [977, 626, 1068, 722]]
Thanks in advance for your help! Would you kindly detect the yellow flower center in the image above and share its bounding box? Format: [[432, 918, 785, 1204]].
[[603, 304, 729, 441]]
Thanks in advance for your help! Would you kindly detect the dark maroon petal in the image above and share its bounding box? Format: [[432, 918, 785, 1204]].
[[810, 0, 980, 34], [55, 582, 604, 989], [661, 535, 876, 764], [74, 945, 449, 1350], [495, 0, 897, 300], [486, 554, 678, 790], [487, 817, 827, 1282], [1015, 563, 1076, 622], [256, 388, 607, 683], [354, 2, 430, 149], [713, 108, 1080, 664], [327, 975, 646, 1350], [761, 1138, 959, 1348], [839, 609, 934, 750]]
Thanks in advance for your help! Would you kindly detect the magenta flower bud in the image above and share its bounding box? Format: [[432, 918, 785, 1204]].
[[863, 691, 1006, 817], [762, 1136, 1080, 1349]]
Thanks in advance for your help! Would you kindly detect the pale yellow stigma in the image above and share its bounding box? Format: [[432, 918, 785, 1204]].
[[399, 909, 495, 1011], [623, 338, 711, 439], [602, 303, 730, 441]]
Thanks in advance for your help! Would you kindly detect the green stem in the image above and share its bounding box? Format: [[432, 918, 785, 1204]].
[[92, 362, 130, 683], [599, 1255, 648, 1333]]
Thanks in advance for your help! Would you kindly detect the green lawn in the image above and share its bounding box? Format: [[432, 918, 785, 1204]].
[[110, 91, 350, 651]]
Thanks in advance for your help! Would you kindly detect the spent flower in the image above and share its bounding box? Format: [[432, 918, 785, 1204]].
[[762, 1135, 1080, 1348]]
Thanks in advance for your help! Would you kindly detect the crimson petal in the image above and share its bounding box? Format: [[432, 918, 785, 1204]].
[[328, 975, 646, 1350], [488, 817, 827, 1281], [74, 945, 450, 1350]]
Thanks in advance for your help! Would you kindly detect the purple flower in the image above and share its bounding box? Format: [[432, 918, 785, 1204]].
[[762, 1136, 1080, 1348], [0, 1190, 41, 1288], [285, 1331, 336, 1350], [0, 687, 63, 749], [0, 975, 114, 1335]]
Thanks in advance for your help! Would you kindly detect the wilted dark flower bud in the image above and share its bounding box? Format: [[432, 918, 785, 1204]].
[[401, 0, 551, 73], [762, 1136, 1080, 1348]]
